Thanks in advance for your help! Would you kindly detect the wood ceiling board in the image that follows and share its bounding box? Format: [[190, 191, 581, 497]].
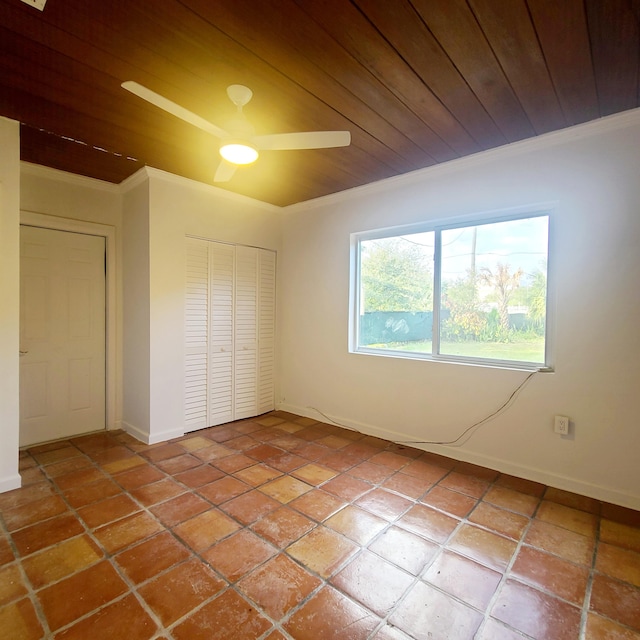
[[110, 0, 359, 135], [635, 0, 640, 108], [110, 5, 420, 178], [2, 3, 386, 197], [410, 0, 535, 143], [468, 0, 567, 135], [239, 143, 391, 204], [527, 0, 600, 126], [356, 19, 483, 156], [184, 0, 434, 169], [59, 0, 252, 123], [585, 0, 640, 116], [353, 0, 507, 151], [0, 85, 221, 188], [17, 0, 237, 123], [0, 63, 213, 165], [13, 99, 375, 205], [1, 0, 639, 204], [1, 0, 286, 162], [0, 1, 231, 138], [0, 30, 217, 158], [284, 140, 405, 188], [275, 146, 392, 191], [3, 67, 387, 202], [194, 153, 353, 207], [295, 0, 467, 161], [20, 125, 143, 184], [111, 0, 420, 174]]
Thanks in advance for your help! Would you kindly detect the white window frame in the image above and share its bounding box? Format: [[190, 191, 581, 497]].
[[349, 205, 555, 371]]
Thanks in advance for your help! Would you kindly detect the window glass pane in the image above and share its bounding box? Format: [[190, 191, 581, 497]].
[[439, 216, 548, 364], [359, 232, 434, 352]]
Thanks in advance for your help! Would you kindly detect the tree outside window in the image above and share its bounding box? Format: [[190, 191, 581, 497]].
[[355, 213, 550, 368]]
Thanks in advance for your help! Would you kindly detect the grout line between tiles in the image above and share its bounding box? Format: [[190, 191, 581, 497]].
[[3, 414, 640, 640], [35, 447, 169, 637], [0, 488, 54, 640], [579, 513, 602, 640]]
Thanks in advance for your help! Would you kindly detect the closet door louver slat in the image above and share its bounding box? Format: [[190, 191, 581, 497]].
[[209, 243, 235, 426], [184, 239, 209, 430], [258, 249, 276, 414], [234, 246, 258, 420], [185, 238, 275, 431]]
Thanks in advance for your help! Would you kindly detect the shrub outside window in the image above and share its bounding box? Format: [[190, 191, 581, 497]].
[[352, 211, 551, 369]]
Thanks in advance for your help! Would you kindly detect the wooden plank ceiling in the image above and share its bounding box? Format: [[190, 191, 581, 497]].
[[1, 0, 639, 206]]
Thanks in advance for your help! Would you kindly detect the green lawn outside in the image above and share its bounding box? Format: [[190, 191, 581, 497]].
[[368, 338, 545, 363]]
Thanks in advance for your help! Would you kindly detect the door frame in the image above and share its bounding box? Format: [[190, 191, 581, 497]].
[[20, 211, 117, 432]]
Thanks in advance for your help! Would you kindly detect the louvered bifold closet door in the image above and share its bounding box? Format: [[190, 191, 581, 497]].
[[209, 242, 235, 426], [258, 249, 276, 414], [234, 246, 259, 419], [184, 238, 209, 431], [186, 239, 275, 431]]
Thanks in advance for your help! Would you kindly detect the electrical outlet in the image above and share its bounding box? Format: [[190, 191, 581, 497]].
[[554, 415, 570, 435]]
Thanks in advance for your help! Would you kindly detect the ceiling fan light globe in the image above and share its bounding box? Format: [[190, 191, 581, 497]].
[[219, 142, 259, 165]]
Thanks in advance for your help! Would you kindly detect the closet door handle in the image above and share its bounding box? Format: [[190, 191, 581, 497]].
[[19, 350, 28, 356]]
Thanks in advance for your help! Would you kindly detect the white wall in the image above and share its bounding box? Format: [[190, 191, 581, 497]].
[[0, 117, 21, 492], [20, 164, 122, 227], [20, 164, 123, 432], [8, 111, 639, 510], [14, 163, 281, 450], [278, 110, 640, 510], [122, 176, 151, 441], [1, 155, 124, 490], [123, 168, 282, 444]]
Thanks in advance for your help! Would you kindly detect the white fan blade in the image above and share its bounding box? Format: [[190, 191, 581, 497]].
[[122, 81, 228, 139], [214, 160, 238, 183], [254, 130, 351, 151]]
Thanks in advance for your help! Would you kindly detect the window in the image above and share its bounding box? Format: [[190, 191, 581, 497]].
[[352, 211, 551, 369]]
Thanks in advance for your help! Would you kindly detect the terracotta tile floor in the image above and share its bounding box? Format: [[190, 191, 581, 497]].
[[1, 412, 640, 640]]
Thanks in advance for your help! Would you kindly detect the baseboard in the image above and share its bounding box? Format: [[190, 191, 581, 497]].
[[107, 419, 123, 432], [0, 474, 22, 494], [278, 402, 640, 512], [121, 421, 184, 446]]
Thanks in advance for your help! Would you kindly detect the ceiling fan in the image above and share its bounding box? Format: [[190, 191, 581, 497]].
[[121, 81, 351, 182]]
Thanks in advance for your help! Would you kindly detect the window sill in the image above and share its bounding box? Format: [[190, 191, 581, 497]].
[[351, 347, 552, 373]]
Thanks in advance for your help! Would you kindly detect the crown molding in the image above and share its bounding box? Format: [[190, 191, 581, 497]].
[[20, 162, 120, 193], [20, 162, 282, 213], [120, 165, 281, 212], [144, 166, 282, 213], [284, 107, 640, 215], [21, 106, 640, 212], [118, 166, 151, 193], [22, 161, 282, 213]]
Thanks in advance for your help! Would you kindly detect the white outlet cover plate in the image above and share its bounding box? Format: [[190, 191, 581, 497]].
[[20, 0, 47, 10], [554, 415, 570, 435]]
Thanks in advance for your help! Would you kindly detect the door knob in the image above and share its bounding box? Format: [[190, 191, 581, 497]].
[[19, 350, 28, 356]]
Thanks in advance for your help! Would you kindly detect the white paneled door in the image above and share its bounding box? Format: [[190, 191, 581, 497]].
[[20, 226, 106, 446], [185, 238, 275, 432]]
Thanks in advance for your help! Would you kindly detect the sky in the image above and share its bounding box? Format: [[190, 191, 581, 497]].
[[396, 215, 549, 285]]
